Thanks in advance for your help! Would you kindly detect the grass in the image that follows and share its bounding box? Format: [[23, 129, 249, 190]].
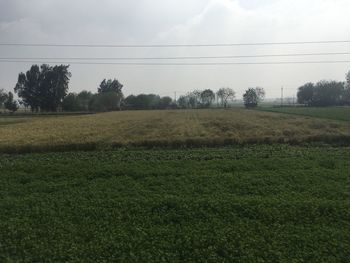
[[0, 145, 349, 262], [258, 106, 350, 122], [0, 108, 349, 153]]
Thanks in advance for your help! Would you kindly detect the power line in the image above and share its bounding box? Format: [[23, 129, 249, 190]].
[[1, 40, 350, 48], [0, 60, 350, 65], [2, 52, 350, 61]]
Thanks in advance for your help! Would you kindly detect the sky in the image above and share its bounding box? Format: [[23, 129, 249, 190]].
[[1, 0, 350, 99]]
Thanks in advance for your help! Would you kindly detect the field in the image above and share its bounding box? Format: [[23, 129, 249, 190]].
[[0, 108, 350, 153], [258, 106, 350, 122], [1, 145, 349, 262], [1, 108, 350, 261]]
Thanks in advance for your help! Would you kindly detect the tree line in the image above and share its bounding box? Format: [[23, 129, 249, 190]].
[[0, 64, 268, 113], [297, 71, 350, 106]]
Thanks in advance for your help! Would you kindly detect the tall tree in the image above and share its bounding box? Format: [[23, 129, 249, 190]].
[[97, 79, 124, 110], [98, 79, 123, 93], [200, 89, 215, 107], [62, 93, 80, 111], [14, 65, 41, 111], [243, 87, 265, 108], [344, 71, 350, 105], [4, 92, 18, 113], [312, 80, 344, 106], [39, 64, 71, 111], [14, 64, 71, 112], [216, 87, 235, 108], [297, 83, 314, 106], [89, 92, 124, 112], [158, 96, 173, 109], [77, 90, 93, 111], [177, 95, 189, 109], [0, 89, 7, 111]]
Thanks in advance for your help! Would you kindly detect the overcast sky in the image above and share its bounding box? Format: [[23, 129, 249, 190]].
[[1, 0, 350, 98]]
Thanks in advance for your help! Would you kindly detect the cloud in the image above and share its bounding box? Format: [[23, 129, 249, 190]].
[[1, 0, 350, 98], [158, 0, 350, 44]]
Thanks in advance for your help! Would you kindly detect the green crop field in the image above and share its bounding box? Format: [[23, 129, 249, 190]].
[[1, 108, 350, 261], [1, 145, 349, 262], [258, 106, 350, 122], [0, 108, 349, 153]]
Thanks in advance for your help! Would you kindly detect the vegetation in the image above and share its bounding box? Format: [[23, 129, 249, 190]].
[[62, 91, 93, 112], [0, 145, 349, 262], [216, 87, 236, 108], [0, 89, 7, 110], [178, 89, 218, 109], [0, 109, 349, 153], [0, 90, 19, 113], [243, 87, 265, 108], [258, 106, 350, 122], [3, 92, 19, 113], [14, 64, 71, 112], [124, 94, 173, 110], [93, 79, 124, 111], [297, 71, 350, 106], [200, 89, 216, 107]]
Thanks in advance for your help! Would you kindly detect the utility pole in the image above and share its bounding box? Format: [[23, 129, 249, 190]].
[[174, 92, 177, 104]]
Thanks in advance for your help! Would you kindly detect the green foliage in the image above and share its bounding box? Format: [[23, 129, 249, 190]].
[[0, 145, 349, 261], [0, 89, 8, 110], [259, 106, 350, 122], [297, 83, 314, 105], [77, 90, 93, 111], [4, 92, 18, 113], [14, 64, 71, 112], [62, 93, 81, 112], [297, 80, 348, 106], [243, 87, 265, 108], [200, 89, 215, 107], [89, 91, 123, 112], [124, 94, 173, 109], [98, 79, 123, 94], [62, 91, 94, 112]]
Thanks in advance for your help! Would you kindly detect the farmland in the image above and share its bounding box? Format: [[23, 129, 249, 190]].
[[258, 106, 350, 122], [1, 145, 349, 262], [1, 108, 350, 262], [0, 108, 349, 153]]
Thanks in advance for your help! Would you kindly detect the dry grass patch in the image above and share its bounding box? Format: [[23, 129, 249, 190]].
[[0, 108, 349, 152]]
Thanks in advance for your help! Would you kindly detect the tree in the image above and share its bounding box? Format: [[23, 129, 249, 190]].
[[97, 79, 124, 110], [297, 83, 314, 106], [192, 90, 202, 108], [89, 91, 124, 112], [255, 87, 266, 101], [178, 95, 189, 108], [14, 65, 41, 111], [243, 87, 265, 108], [62, 93, 81, 111], [14, 64, 71, 112], [216, 87, 235, 108], [4, 92, 18, 113], [0, 89, 7, 111], [312, 80, 344, 106], [200, 89, 215, 107], [158, 96, 172, 109], [98, 79, 123, 93], [77, 90, 93, 111], [344, 71, 350, 105], [39, 64, 71, 111]]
